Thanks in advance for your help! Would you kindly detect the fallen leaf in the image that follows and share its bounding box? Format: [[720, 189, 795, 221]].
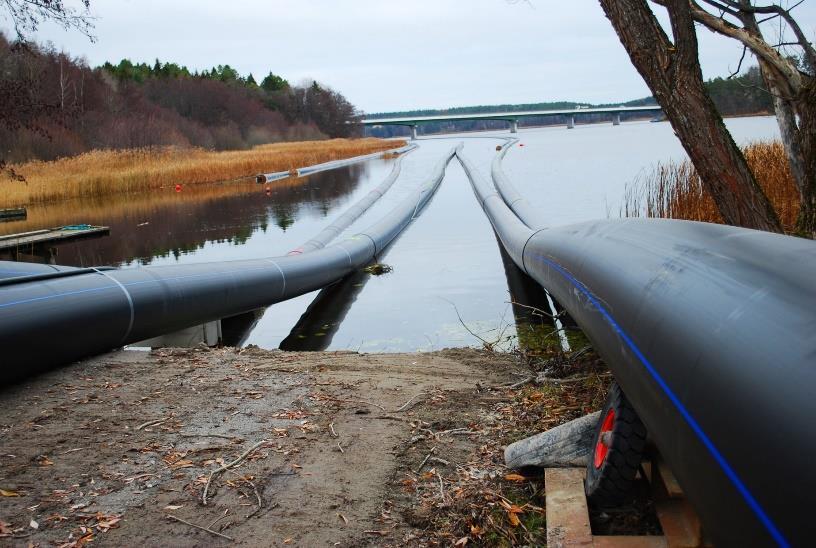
[[338, 513, 348, 524], [455, 537, 469, 546], [0, 520, 12, 534], [29, 519, 39, 530], [164, 505, 184, 511], [0, 489, 20, 497], [504, 473, 527, 482], [507, 512, 521, 527], [283, 539, 292, 544]]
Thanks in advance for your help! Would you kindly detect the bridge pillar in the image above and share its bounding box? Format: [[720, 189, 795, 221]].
[[567, 115, 575, 129], [410, 125, 418, 140], [613, 113, 621, 126], [510, 119, 519, 134]]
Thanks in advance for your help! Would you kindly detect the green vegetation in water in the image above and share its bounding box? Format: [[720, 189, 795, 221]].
[[363, 263, 393, 276]]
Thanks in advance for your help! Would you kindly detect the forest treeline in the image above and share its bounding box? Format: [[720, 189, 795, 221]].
[[0, 34, 360, 163], [366, 66, 773, 137]]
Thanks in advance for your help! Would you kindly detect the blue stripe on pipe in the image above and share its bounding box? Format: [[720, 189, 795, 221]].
[[530, 251, 789, 548]]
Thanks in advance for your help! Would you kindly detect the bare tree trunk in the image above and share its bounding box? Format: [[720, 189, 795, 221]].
[[797, 81, 816, 237], [738, 5, 816, 236], [599, 0, 783, 233]]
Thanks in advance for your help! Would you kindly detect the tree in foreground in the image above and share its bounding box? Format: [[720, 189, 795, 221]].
[[660, 0, 815, 236], [599, 0, 783, 233]]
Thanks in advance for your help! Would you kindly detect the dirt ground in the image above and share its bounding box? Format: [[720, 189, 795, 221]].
[[0, 346, 545, 547]]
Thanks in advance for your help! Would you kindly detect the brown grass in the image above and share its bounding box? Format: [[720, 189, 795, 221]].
[[0, 138, 405, 208], [0, 176, 320, 236], [621, 141, 799, 232]]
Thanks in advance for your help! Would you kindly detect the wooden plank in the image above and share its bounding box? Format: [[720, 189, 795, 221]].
[[594, 536, 667, 548], [0, 226, 109, 250], [656, 459, 684, 499], [654, 499, 703, 548], [545, 468, 593, 547]]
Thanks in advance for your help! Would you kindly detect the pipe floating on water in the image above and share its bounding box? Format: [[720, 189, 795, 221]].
[[490, 138, 548, 230], [256, 143, 416, 184], [0, 147, 456, 383], [456, 149, 816, 546], [289, 145, 415, 255]]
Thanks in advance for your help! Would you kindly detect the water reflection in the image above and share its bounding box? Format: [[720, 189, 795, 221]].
[[279, 267, 371, 351], [3, 163, 372, 267], [5, 120, 781, 353]]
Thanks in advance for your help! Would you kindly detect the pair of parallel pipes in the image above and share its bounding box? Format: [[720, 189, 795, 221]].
[[0, 145, 455, 381], [456, 143, 816, 546]]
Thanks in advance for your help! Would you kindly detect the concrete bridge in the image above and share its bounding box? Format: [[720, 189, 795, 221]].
[[362, 105, 663, 139]]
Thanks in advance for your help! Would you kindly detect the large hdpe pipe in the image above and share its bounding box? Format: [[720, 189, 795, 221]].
[[257, 143, 415, 183], [456, 150, 816, 546], [0, 262, 82, 281], [0, 147, 456, 383], [289, 145, 414, 254], [491, 138, 547, 230]]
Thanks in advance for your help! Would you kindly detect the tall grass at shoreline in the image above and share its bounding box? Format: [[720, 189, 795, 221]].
[[621, 141, 799, 232], [0, 138, 405, 208]]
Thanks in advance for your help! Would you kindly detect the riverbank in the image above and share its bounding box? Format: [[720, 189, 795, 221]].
[[0, 139, 405, 209], [0, 346, 616, 546], [621, 140, 799, 232]]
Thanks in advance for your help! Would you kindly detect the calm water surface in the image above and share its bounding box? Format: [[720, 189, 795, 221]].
[[8, 117, 780, 351]]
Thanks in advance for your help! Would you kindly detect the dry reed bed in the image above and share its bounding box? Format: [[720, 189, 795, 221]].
[[0, 138, 405, 208], [0, 177, 321, 236], [621, 141, 799, 232]]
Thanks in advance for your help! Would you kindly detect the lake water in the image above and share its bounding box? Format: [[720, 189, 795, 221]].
[[6, 116, 780, 352]]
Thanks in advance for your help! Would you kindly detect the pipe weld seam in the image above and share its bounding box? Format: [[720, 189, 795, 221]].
[[520, 229, 549, 275], [92, 268, 135, 344], [355, 232, 379, 257], [336, 242, 355, 268], [265, 259, 287, 298]]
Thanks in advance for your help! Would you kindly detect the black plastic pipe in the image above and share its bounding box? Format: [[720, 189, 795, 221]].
[[257, 143, 415, 183], [0, 262, 83, 281], [491, 138, 548, 230], [0, 147, 455, 382], [289, 146, 414, 255], [456, 149, 816, 547]]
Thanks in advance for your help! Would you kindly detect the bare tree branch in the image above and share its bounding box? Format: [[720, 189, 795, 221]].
[[0, 0, 95, 41]]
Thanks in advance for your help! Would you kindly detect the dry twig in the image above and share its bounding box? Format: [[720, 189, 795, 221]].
[[166, 514, 234, 541], [394, 392, 428, 412], [136, 418, 167, 431], [416, 447, 436, 473], [202, 440, 267, 505]]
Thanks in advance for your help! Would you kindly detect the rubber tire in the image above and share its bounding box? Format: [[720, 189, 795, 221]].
[[585, 381, 647, 507]]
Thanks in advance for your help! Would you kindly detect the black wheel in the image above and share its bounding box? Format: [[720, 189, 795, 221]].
[[585, 381, 647, 507]]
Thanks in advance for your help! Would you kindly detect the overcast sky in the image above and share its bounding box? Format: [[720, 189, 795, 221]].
[[8, 0, 816, 113]]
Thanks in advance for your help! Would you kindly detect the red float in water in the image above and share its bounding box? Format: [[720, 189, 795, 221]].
[[175, 184, 182, 192]]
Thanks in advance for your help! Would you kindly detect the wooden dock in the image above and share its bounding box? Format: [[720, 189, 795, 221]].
[[0, 224, 110, 262]]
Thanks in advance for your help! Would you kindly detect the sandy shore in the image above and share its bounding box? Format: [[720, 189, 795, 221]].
[[0, 346, 530, 546]]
